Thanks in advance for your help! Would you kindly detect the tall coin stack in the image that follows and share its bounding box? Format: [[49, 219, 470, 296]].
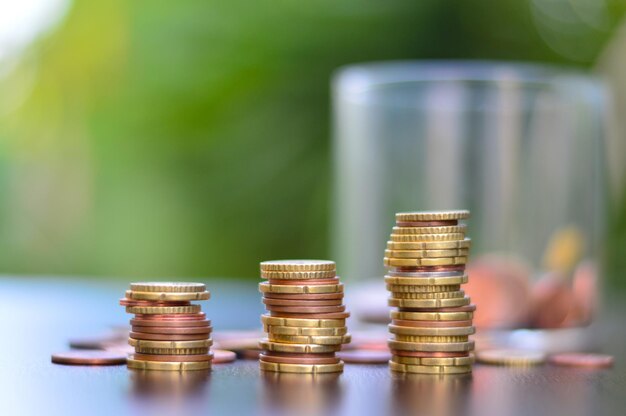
[[384, 211, 475, 375], [121, 282, 213, 371], [258, 260, 351, 374]]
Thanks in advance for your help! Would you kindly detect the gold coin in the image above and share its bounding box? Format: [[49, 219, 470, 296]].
[[384, 256, 468, 267], [125, 305, 201, 315], [260, 260, 336, 272], [476, 349, 546, 366], [129, 338, 213, 349], [125, 290, 210, 301], [391, 310, 474, 321], [387, 240, 471, 250], [259, 282, 343, 294], [259, 360, 343, 374], [392, 355, 474, 366], [384, 249, 469, 259], [388, 296, 470, 308], [261, 314, 345, 328], [395, 211, 470, 222], [268, 333, 351, 345], [260, 270, 337, 279], [391, 225, 466, 235], [134, 347, 210, 355], [389, 361, 472, 374], [259, 339, 340, 354], [265, 325, 348, 336], [387, 284, 461, 293], [393, 335, 468, 343], [127, 356, 211, 371], [389, 233, 466, 242], [388, 339, 475, 352], [388, 325, 475, 337], [385, 275, 468, 286], [390, 290, 465, 300], [129, 282, 206, 293]]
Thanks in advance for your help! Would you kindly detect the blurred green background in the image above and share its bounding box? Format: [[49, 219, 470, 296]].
[[1, 0, 625, 284]]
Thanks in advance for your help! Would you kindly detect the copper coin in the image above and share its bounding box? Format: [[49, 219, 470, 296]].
[[262, 298, 343, 307], [119, 299, 190, 307], [337, 350, 391, 364], [261, 351, 336, 359], [129, 331, 210, 341], [270, 311, 351, 319], [51, 350, 127, 366], [265, 305, 346, 314], [392, 319, 473, 328], [548, 353, 614, 368], [263, 293, 344, 300], [131, 325, 212, 335], [260, 353, 340, 365], [130, 318, 211, 328], [133, 313, 206, 320], [212, 349, 237, 364], [398, 304, 477, 313], [132, 352, 213, 362], [239, 349, 261, 359], [267, 278, 340, 285], [396, 220, 457, 227], [391, 350, 469, 358], [391, 266, 465, 273]]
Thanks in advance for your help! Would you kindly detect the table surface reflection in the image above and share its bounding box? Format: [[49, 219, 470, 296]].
[[0, 276, 624, 416]]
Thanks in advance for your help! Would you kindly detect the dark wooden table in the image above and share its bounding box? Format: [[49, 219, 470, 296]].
[[0, 277, 624, 416]]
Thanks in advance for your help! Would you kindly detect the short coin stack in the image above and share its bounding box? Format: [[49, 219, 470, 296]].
[[384, 210, 475, 375], [258, 260, 351, 373], [121, 282, 213, 371]]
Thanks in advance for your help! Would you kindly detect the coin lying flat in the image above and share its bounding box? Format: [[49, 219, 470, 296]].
[[392, 319, 473, 328], [130, 282, 206, 293], [129, 338, 213, 349], [388, 325, 475, 337], [385, 275, 468, 286], [265, 305, 346, 314], [389, 361, 472, 374], [391, 225, 467, 235], [125, 290, 210, 301], [389, 296, 471, 308], [134, 347, 210, 355], [393, 335, 468, 343], [262, 298, 343, 307], [259, 360, 344, 374], [131, 325, 212, 335], [212, 349, 237, 364], [129, 331, 210, 341], [261, 270, 337, 280], [384, 256, 468, 267], [385, 249, 470, 258], [259, 339, 340, 354], [392, 354, 474, 366], [390, 233, 466, 242], [390, 290, 465, 300], [127, 356, 211, 371], [132, 352, 213, 362], [387, 240, 471, 250], [268, 333, 351, 345], [259, 282, 343, 294], [388, 339, 475, 352], [260, 260, 336, 272], [51, 351, 127, 366], [126, 305, 201, 315], [548, 353, 614, 368], [264, 325, 348, 336], [395, 210, 470, 222], [387, 284, 461, 293], [264, 292, 344, 300], [476, 349, 546, 366], [130, 318, 211, 328], [390, 311, 474, 321], [261, 314, 346, 328], [260, 353, 340, 365]]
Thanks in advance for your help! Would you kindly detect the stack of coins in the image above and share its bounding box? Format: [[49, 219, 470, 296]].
[[384, 210, 475, 375], [121, 282, 213, 371], [258, 260, 351, 374]]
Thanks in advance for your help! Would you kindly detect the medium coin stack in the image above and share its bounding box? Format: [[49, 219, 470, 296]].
[[384, 210, 475, 375], [121, 282, 213, 371], [258, 260, 351, 374]]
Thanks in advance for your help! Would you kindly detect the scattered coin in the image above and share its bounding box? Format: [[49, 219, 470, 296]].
[[476, 349, 546, 366], [212, 349, 237, 364], [51, 350, 127, 366], [548, 353, 613, 368]]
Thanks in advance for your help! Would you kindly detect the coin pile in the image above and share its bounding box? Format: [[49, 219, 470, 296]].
[[384, 210, 475, 374], [258, 260, 351, 374], [121, 282, 213, 371]]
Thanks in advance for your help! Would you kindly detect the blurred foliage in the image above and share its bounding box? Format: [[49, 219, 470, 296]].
[[0, 0, 625, 280]]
